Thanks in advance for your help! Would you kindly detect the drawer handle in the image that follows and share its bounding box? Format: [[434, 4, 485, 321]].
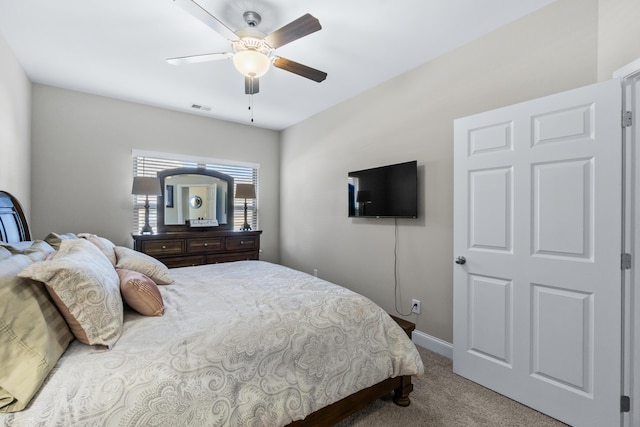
[[240, 241, 245, 245], [162, 245, 166, 249], [204, 243, 208, 247]]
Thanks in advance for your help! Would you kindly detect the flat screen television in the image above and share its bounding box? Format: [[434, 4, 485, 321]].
[[348, 160, 418, 218]]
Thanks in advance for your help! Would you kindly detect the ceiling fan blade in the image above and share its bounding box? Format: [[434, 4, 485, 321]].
[[245, 76, 259, 94], [167, 52, 232, 65], [173, 0, 238, 41], [273, 57, 327, 83], [264, 14, 321, 49]]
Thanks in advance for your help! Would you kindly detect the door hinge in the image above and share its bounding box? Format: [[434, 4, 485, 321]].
[[621, 253, 632, 270], [621, 395, 630, 413], [622, 111, 633, 127]]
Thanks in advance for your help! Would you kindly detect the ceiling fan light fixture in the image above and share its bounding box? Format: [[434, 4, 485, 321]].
[[233, 50, 271, 78]]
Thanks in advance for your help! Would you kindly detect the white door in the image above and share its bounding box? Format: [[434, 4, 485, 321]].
[[453, 79, 622, 427]]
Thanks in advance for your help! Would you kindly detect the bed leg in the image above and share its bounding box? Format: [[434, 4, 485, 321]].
[[392, 375, 413, 407]]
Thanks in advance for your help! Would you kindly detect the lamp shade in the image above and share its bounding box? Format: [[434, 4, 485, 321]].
[[235, 183, 256, 199], [233, 50, 271, 78], [131, 177, 162, 196]]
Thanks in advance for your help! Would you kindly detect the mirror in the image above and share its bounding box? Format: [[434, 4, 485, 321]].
[[157, 167, 234, 232]]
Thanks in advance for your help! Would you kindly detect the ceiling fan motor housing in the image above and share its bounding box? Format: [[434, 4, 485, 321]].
[[243, 11, 261, 27], [232, 32, 272, 55]]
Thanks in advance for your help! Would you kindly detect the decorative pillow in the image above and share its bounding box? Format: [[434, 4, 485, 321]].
[[0, 248, 74, 413], [19, 239, 123, 348], [43, 232, 77, 250], [114, 246, 174, 285], [117, 269, 164, 316], [78, 233, 117, 266]]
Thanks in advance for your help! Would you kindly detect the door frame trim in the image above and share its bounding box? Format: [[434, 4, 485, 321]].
[[614, 59, 640, 427]]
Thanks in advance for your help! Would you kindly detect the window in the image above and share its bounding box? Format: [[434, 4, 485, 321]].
[[132, 150, 259, 232]]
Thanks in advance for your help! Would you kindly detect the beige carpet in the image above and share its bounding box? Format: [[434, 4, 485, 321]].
[[335, 346, 569, 426]]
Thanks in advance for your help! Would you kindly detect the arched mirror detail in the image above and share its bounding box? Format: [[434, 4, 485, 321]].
[[157, 167, 234, 232]]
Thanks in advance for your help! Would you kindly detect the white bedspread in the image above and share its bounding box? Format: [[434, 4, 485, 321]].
[[1, 261, 424, 426]]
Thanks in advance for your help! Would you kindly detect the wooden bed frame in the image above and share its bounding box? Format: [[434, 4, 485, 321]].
[[0, 189, 414, 426], [288, 376, 413, 426], [0, 190, 30, 243]]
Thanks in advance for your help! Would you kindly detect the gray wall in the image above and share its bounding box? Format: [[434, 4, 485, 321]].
[[30, 85, 281, 261], [0, 32, 31, 215], [279, 0, 640, 343], [597, 0, 640, 80]]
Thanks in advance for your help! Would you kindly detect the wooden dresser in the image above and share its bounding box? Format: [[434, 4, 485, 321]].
[[132, 230, 261, 268]]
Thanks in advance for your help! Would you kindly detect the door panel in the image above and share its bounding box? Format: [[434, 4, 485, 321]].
[[531, 284, 592, 394], [532, 158, 592, 259], [454, 79, 622, 427], [469, 167, 513, 252], [532, 103, 594, 145], [468, 274, 512, 364]]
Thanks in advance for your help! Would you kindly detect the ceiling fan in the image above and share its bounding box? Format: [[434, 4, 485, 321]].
[[167, 0, 328, 95]]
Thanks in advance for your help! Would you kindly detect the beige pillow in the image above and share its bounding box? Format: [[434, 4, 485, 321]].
[[0, 248, 74, 413], [19, 239, 123, 349], [117, 269, 164, 316], [115, 246, 174, 285], [78, 233, 117, 266], [44, 232, 77, 250]]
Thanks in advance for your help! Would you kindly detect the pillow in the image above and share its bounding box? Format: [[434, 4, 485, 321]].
[[114, 246, 174, 285], [22, 240, 55, 258], [78, 233, 117, 266], [117, 269, 164, 316], [0, 247, 11, 260], [1, 241, 54, 257], [0, 248, 74, 413], [0, 241, 34, 254], [19, 239, 123, 349], [43, 232, 77, 250]]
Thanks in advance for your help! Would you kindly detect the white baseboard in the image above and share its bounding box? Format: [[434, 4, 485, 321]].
[[412, 329, 453, 359]]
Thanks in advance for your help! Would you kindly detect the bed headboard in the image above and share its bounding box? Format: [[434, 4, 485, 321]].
[[0, 191, 31, 243]]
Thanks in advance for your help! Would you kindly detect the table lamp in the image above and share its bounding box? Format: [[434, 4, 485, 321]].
[[235, 183, 256, 231], [132, 177, 162, 234]]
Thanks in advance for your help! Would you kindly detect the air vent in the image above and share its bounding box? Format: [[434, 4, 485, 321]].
[[191, 104, 212, 112]]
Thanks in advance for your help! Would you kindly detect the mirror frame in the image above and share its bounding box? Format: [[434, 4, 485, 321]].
[[157, 167, 234, 232]]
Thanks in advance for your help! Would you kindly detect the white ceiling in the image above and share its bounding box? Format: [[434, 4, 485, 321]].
[[0, 0, 556, 131]]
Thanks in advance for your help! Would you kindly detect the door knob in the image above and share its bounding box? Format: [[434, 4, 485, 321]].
[[455, 256, 466, 265]]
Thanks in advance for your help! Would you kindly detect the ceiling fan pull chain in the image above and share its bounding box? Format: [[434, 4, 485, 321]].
[[249, 93, 254, 123]]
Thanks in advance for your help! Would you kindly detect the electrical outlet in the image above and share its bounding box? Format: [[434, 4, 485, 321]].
[[411, 299, 421, 314], [313, 269, 318, 277]]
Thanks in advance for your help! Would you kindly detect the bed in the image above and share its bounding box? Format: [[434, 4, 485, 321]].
[[0, 190, 423, 426]]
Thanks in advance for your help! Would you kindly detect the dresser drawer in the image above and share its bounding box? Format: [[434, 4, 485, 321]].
[[226, 236, 257, 251], [187, 237, 224, 254], [161, 255, 205, 268], [142, 239, 184, 257], [207, 252, 259, 264]]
